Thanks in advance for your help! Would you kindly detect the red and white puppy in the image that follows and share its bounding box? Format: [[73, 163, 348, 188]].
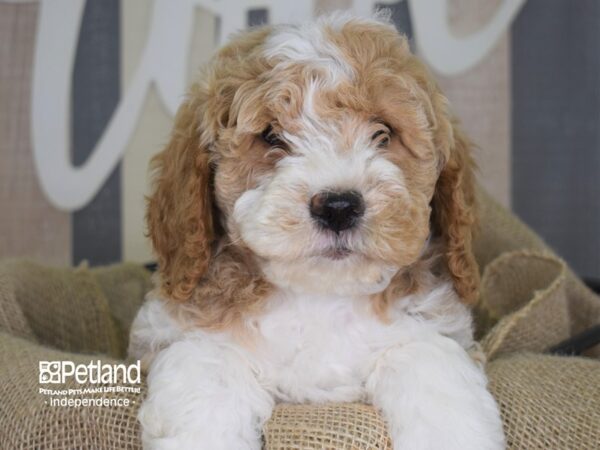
[[130, 12, 505, 450]]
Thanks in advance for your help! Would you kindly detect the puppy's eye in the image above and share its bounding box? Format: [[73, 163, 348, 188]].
[[371, 126, 391, 148], [261, 125, 286, 148]]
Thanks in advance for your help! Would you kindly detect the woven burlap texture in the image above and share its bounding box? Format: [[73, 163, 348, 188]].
[[1, 189, 599, 449], [0, 332, 143, 450]]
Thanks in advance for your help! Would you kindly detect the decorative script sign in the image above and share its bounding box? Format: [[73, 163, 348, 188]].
[[31, 0, 525, 210]]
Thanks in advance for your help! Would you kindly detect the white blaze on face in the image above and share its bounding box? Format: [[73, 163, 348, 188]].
[[263, 20, 355, 87]]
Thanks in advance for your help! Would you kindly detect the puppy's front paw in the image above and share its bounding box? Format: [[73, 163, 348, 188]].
[[138, 338, 274, 450], [387, 396, 505, 450], [390, 422, 504, 450], [139, 401, 263, 450], [368, 337, 505, 450]]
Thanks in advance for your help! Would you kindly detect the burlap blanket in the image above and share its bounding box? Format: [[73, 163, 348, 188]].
[[1, 190, 599, 449]]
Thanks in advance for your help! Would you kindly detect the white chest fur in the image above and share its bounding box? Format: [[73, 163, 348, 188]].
[[130, 281, 474, 404], [250, 291, 385, 403], [253, 284, 474, 402]]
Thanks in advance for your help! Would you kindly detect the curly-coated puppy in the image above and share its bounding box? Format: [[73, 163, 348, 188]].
[[130, 12, 505, 450]]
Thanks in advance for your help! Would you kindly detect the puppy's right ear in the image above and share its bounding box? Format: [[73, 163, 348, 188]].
[[146, 85, 216, 301]]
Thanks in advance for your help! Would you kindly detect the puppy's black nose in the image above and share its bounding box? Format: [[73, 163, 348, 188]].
[[310, 191, 365, 233]]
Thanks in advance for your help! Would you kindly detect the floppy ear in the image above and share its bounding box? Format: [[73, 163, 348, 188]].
[[146, 86, 216, 302], [431, 124, 480, 305]]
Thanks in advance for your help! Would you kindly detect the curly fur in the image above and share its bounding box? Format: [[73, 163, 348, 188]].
[[146, 19, 480, 316], [135, 12, 503, 450], [145, 84, 216, 302]]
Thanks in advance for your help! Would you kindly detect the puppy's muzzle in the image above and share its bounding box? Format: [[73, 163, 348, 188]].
[[310, 191, 365, 233]]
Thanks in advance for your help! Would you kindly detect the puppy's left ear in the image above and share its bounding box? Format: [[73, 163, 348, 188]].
[[431, 123, 480, 305]]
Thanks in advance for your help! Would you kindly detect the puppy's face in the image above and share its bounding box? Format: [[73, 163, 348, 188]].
[[148, 16, 479, 305]]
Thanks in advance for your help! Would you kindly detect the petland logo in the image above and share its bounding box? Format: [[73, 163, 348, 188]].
[[39, 360, 141, 384]]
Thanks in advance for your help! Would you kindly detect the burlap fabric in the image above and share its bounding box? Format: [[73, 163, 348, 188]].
[[473, 190, 600, 357], [1, 189, 599, 449], [0, 332, 143, 449]]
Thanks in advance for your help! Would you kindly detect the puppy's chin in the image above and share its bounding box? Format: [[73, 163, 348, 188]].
[[260, 254, 398, 296]]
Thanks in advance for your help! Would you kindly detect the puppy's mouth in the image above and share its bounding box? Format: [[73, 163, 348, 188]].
[[322, 245, 352, 260], [314, 230, 357, 260]]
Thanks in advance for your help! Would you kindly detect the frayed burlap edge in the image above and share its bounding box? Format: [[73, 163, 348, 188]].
[[480, 250, 571, 360]]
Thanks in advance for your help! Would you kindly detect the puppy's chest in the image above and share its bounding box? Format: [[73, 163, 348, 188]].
[[247, 292, 400, 403]]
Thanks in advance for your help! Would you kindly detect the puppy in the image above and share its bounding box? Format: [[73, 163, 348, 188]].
[[129, 13, 505, 450]]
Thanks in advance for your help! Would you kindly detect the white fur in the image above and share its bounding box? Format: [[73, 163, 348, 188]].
[[264, 22, 354, 86], [129, 294, 184, 367], [263, 11, 398, 87], [132, 283, 504, 450]]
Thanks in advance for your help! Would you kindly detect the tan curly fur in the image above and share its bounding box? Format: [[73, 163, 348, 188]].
[[431, 126, 480, 304], [145, 17, 480, 329], [146, 85, 215, 302]]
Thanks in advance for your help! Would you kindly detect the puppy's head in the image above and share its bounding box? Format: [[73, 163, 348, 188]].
[[147, 14, 479, 304]]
